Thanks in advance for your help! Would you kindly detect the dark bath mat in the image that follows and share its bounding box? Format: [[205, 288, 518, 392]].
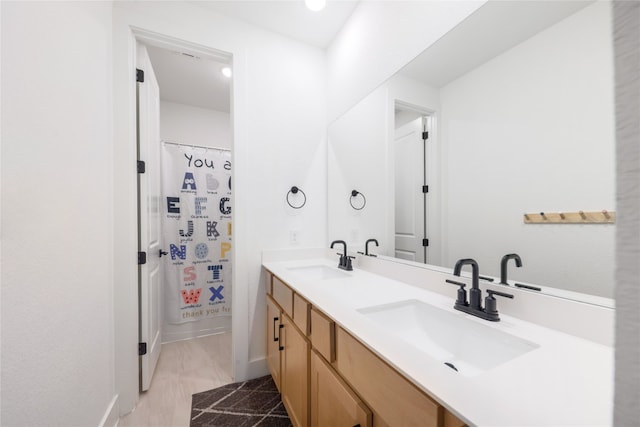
[[190, 375, 292, 427]]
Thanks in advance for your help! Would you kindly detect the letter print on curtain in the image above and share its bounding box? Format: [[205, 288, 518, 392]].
[[162, 143, 232, 323]]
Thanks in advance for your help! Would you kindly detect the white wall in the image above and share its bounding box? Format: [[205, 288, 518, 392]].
[[160, 101, 231, 150], [112, 2, 327, 414], [327, 0, 485, 122], [439, 2, 615, 297], [159, 100, 232, 342], [328, 84, 390, 256], [1, 2, 118, 426]]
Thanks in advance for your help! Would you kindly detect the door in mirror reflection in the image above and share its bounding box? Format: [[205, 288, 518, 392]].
[[394, 111, 430, 263]]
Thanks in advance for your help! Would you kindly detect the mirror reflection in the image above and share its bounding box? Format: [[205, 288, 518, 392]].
[[328, 1, 615, 303]]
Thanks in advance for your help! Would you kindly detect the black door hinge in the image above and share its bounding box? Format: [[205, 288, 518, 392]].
[[137, 160, 145, 174], [422, 238, 429, 247], [138, 251, 147, 265], [422, 185, 429, 194], [422, 131, 429, 140], [138, 342, 147, 356], [136, 68, 144, 83]]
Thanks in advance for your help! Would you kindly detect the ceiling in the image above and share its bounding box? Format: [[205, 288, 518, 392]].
[[147, 0, 359, 112], [146, 45, 232, 112], [399, 0, 593, 88], [147, 1, 592, 114], [194, 1, 360, 49]]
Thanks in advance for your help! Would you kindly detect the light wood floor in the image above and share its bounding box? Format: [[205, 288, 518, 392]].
[[118, 333, 233, 427]]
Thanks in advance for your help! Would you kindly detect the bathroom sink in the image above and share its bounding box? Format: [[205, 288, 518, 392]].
[[287, 265, 350, 280], [357, 299, 539, 377]]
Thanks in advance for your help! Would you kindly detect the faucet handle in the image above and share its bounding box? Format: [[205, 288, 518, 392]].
[[445, 279, 468, 308], [487, 289, 514, 299], [484, 289, 514, 320]]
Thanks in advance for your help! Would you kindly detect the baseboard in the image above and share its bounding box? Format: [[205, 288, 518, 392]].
[[246, 356, 268, 380], [99, 394, 120, 427]]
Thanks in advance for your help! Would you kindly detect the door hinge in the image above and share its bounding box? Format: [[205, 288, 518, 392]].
[[138, 251, 147, 265], [137, 160, 146, 174], [422, 238, 429, 247], [422, 131, 429, 140], [136, 68, 144, 83], [138, 342, 147, 356], [422, 185, 429, 194]]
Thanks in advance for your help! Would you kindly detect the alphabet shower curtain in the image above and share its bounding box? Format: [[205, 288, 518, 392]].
[[162, 143, 232, 324]]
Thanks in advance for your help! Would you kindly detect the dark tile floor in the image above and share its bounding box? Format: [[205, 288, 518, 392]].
[[191, 375, 292, 427]]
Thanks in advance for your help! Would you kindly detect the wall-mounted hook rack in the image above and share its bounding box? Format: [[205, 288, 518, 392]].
[[286, 186, 307, 209], [350, 190, 366, 210], [523, 210, 615, 224]]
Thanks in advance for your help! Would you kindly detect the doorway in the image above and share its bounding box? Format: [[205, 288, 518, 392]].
[[393, 102, 436, 264], [136, 37, 234, 395]]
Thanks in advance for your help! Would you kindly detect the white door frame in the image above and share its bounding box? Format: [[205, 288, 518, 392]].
[[392, 100, 442, 266], [112, 24, 236, 416]]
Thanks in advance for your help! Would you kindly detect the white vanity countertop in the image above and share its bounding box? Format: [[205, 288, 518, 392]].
[[263, 256, 613, 427]]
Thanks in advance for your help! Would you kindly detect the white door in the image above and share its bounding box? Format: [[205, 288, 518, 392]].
[[137, 43, 163, 391], [394, 116, 426, 262]]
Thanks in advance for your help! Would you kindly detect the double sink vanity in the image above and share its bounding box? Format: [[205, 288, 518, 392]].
[[262, 248, 613, 426]]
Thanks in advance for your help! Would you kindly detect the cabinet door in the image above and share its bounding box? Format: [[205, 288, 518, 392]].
[[281, 314, 310, 427], [311, 350, 372, 427], [266, 296, 282, 392], [335, 327, 442, 427]]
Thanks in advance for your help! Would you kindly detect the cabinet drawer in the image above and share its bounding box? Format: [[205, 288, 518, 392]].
[[310, 307, 335, 362], [272, 276, 293, 317], [335, 327, 442, 427], [311, 349, 372, 427], [266, 270, 273, 295], [293, 293, 310, 336], [444, 410, 467, 427]]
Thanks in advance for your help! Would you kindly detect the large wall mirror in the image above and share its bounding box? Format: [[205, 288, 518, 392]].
[[328, 0, 615, 305]]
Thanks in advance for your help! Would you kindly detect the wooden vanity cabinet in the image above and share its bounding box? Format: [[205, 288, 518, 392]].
[[310, 307, 335, 362], [310, 349, 372, 427], [280, 312, 310, 427], [266, 295, 282, 392], [335, 326, 442, 427], [266, 274, 310, 427], [265, 271, 466, 427]]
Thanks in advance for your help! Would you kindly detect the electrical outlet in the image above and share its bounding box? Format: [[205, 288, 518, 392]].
[[290, 229, 299, 244]]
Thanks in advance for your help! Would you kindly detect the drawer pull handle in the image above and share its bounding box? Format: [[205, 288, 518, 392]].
[[278, 324, 284, 351], [273, 317, 279, 342]]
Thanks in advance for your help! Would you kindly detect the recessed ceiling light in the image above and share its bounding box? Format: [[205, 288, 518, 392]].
[[221, 67, 232, 78], [305, 0, 326, 12]]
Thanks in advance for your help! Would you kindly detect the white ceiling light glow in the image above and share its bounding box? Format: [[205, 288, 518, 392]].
[[305, 0, 326, 12], [221, 67, 232, 78]]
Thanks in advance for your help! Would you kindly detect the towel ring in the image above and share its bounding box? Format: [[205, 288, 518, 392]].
[[286, 186, 306, 209], [350, 190, 366, 210]]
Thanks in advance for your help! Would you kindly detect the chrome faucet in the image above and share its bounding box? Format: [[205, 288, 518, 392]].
[[500, 253, 522, 285], [446, 258, 514, 321], [330, 240, 353, 271]]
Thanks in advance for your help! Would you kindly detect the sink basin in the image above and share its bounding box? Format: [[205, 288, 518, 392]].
[[287, 265, 350, 280], [358, 299, 539, 377]]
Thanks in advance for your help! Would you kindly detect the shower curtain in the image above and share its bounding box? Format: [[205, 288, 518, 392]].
[[161, 142, 232, 324]]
